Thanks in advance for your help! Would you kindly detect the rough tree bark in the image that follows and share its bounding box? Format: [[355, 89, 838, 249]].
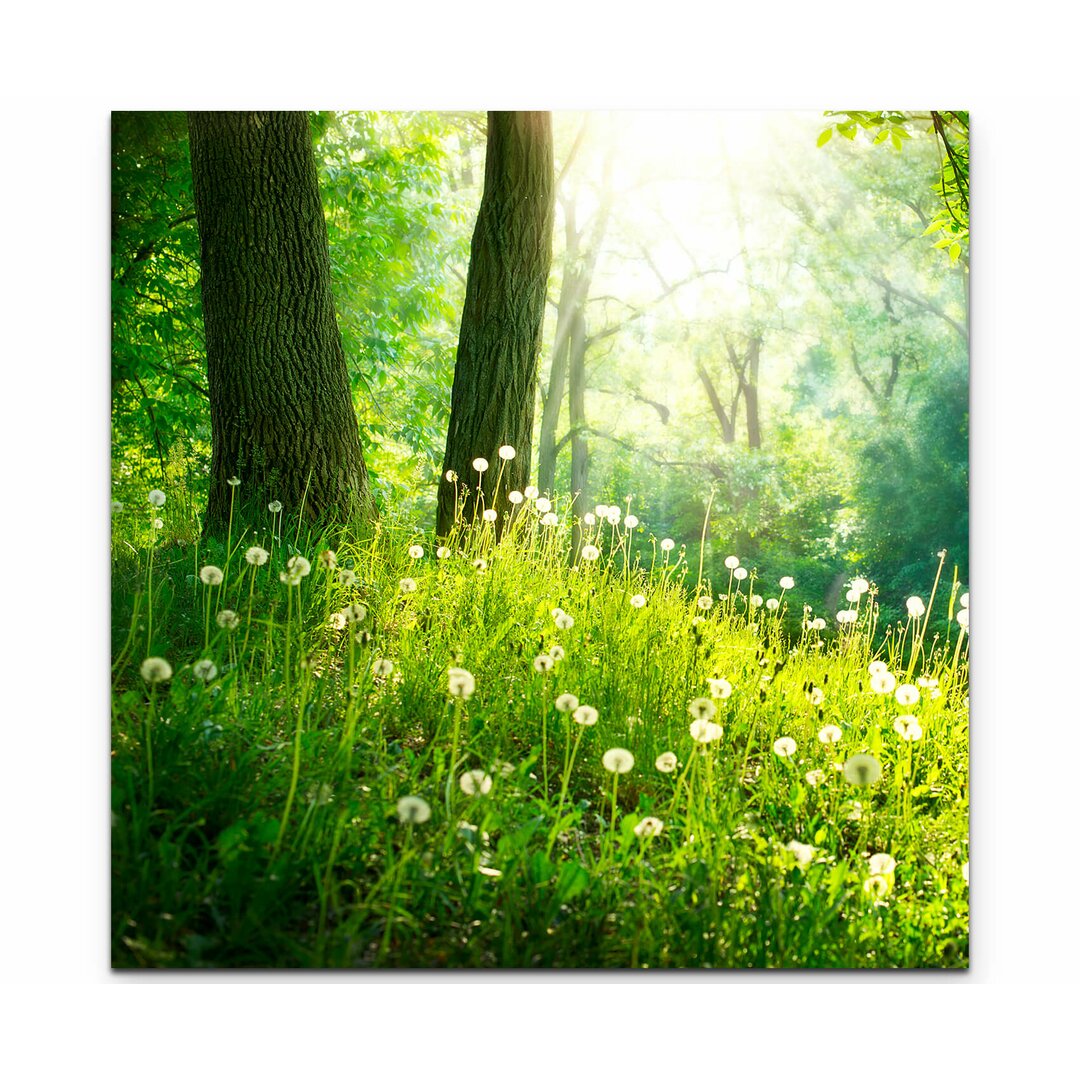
[[567, 308, 589, 557], [437, 111, 555, 537], [188, 111, 373, 529]]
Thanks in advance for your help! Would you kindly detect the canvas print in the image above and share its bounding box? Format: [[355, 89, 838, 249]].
[[111, 110, 969, 969]]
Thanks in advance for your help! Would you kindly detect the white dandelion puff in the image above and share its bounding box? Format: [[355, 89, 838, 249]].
[[779, 575, 795, 590], [786, 841, 814, 867], [498, 444, 516, 460], [629, 593, 647, 608], [956, 608, 969, 630], [724, 555, 740, 570], [482, 509, 498, 523], [707, 678, 733, 699], [459, 770, 492, 796], [554, 692, 579, 713], [448, 667, 476, 700], [436, 547, 450, 560], [572, 704, 599, 726], [140, 657, 172, 684], [524, 486, 539, 500], [267, 500, 283, 514], [733, 567, 748, 581], [804, 769, 826, 787], [472, 457, 489, 473], [549, 644, 566, 661], [337, 567, 357, 586], [602, 747, 635, 774], [660, 538, 675, 552], [818, 724, 843, 744], [773, 737, 797, 758], [624, 514, 639, 529], [906, 596, 926, 618], [868, 660, 889, 677], [690, 719, 723, 743], [554, 611, 574, 631], [766, 597, 779, 611], [893, 715, 923, 741], [216, 609, 240, 631], [535, 496, 552, 513], [508, 490, 524, 505], [688, 697, 717, 721], [408, 544, 424, 559], [533, 654, 555, 674], [372, 659, 394, 677], [399, 577, 418, 593], [851, 577, 870, 595], [634, 816, 664, 838], [199, 565, 224, 586], [870, 671, 897, 695], [148, 489, 166, 507], [696, 595, 714, 611], [580, 544, 600, 562], [655, 751, 678, 773], [895, 683, 920, 706], [396, 795, 431, 824], [843, 753, 882, 785], [192, 659, 218, 683]]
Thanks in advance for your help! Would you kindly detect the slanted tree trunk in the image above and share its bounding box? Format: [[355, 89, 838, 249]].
[[188, 111, 373, 529], [437, 111, 554, 537], [743, 336, 762, 449]]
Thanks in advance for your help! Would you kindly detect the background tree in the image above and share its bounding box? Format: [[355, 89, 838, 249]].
[[437, 111, 555, 536], [188, 111, 374, 527]]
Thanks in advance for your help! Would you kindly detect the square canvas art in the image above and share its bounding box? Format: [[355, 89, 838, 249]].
[[111, 110, 969, 969]]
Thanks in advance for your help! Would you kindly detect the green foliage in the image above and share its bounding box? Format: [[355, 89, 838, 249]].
[[112, 494, 968, 968], [820, 110, 969, 263]]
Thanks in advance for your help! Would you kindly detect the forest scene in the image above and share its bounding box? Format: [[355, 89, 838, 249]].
[[110, 109, 969, 969]]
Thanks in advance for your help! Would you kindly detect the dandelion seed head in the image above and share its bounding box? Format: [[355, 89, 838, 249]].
[[482, 509, 498, 523], [436, 546, 450, 560], [372, 659, 394, 677], [807, 686, 824, 706], [870, 671, 897, 695], [707, 678, 732, 699], [602, 747, 635, 773], [534, 653, 555, 673], [689, 697, 717, 721], [524, 486, 539, 500], [960, 592, 969, 609], [216, 609, 240, 631], [337, 568, 358, 587], [696, 595, 714, 611], [111, 499, 124, 514], [893, 715, 923, 741], [287, 555, 311, 578], [399, 577, 418, 593], [396, 795, 431, 824], [818, 724, 843, 744], [956, 608, 969, 629], [498, 444, 516, 460], [148, 489, 166, 507], [448, 667, 476, 700], [267, 500, 283, 514], [226, 476, 241, 487], [328, 612, 347, 631], [408, 545, 424, 559], [906, 596, 926, 618], [837, 609, 858, 624], [192, 659, 218, 683], [580, 544, 600, 562], [845, 589, 860, 603], [572, 704, 599, 726], [724, 555, 740, 570], [199, 565, 224, 586], [868, 661, 889, 677], [804, 768, 826, 787], [660, 538, 675, 552], [895, 683, 920, 706], [554, 611, 574, 630], [869, 852, 897, 875], [851, 577, 870, 595], [843, 753, 882, 786], [750, 594, 763, 608], [605, 506, 621, 524], [459, 769, 492, 796], [472, 457, 489, 473], [140, 656, 172, 684], [634, 816, 664, 838], [655, 751, 678, 773], [962, 860, 969, 883], [630, 593, 647, 608], [584, 513, 596, 525], [624, 514, 639, 529], [541, 512, 558, 527], [472, 558, 488, 572], [810, 617, 827, 631], [153, 518, 164, 530], [779, 575, 795, 590], [535, 496, 552, 513], [554, 692, 579, 712], [508, 490, 523, 505], [773, 736, 797, 758], [690, 719, 723, 743], [766, 597, 779, 611], [445, 469, 458, 483]]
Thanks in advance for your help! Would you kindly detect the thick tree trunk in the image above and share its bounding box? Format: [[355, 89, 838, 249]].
[[437, 112, 554, 537], [188, 111, 373, 529]]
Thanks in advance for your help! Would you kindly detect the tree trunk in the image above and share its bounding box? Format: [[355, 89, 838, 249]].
[[437, 112, 554, 536], [568, 307, 589, 557], [188, 111, 372, 529], [744, 336, 762, 449]]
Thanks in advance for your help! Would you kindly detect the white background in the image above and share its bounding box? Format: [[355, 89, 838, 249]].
[[1, 2, 1076, 1075]]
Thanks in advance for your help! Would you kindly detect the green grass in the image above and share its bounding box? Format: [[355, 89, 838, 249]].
[[111, 491, 969, 969]]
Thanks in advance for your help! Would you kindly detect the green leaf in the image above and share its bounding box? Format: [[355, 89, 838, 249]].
[[816, 128, 833, 148], [948, 242, 962, 263], [555, 861, 590, 904]]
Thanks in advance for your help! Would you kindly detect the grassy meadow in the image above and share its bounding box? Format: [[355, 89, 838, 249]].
[[111, 477, 969, 969]]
